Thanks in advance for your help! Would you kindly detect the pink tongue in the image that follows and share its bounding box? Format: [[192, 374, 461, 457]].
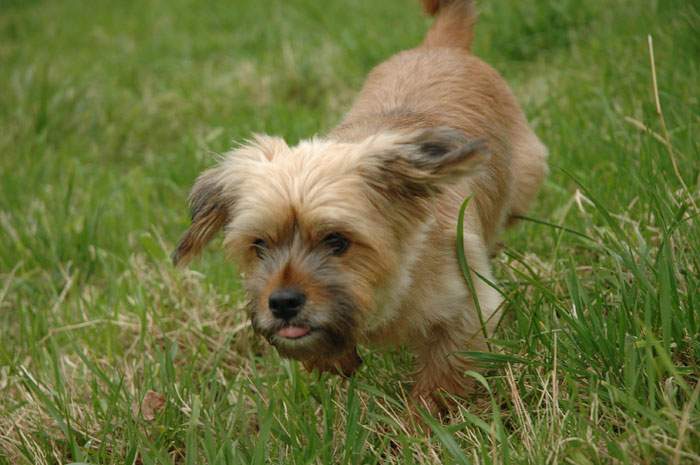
[[278, 326, 310, 339]]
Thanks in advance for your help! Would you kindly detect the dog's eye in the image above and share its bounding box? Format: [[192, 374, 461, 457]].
[[252, 239, 268, 259], [323, 233, 350, 256]]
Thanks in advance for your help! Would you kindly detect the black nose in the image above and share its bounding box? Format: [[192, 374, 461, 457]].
[[268, 288, 306, 320]]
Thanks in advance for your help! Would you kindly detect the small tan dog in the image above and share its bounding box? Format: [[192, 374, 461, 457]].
[[173, 0, 547, 413]]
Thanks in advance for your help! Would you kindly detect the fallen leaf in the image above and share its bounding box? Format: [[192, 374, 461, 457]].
[[138, 390, 166, 421]]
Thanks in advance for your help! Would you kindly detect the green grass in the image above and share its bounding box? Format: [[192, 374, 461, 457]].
[[1, 0, 699, 463]]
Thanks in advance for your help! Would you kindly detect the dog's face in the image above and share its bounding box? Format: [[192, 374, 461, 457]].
[[172, 128, 487, 361]]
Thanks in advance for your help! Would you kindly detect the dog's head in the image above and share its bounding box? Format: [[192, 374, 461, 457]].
[[172, 127, 488, 360]]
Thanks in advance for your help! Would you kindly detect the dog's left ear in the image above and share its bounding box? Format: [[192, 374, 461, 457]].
[[362, 127, 490, 200], [171, 168, 233, 267]]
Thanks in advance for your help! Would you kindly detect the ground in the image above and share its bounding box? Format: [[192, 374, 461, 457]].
[[0, 0, 698, 463]]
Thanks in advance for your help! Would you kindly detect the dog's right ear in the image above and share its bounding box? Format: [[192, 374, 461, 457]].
[[171, 168, 233, 267]]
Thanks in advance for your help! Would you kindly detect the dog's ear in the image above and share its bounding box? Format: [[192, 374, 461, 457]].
[[362, 127, 490, 200], [171, 134, 289, 267], [171, 168, 233, 267]]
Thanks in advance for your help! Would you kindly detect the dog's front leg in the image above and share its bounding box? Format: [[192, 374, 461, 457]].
[[409, 325, 481, 415], [301, 346, 362, 377]]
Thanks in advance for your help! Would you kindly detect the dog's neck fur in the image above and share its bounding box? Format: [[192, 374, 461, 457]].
[[363, 216, 435, 339]]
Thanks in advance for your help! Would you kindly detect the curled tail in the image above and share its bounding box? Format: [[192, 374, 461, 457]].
[[420, 0, 476, 51]]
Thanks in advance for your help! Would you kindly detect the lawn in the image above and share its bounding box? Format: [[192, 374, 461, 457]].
[[0, 0, 698, 463]]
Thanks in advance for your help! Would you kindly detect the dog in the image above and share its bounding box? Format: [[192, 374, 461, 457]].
[[172, 0, 547, 413]]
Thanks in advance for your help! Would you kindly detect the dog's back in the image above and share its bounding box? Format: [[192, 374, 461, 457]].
[[331, 0, 548, 249]]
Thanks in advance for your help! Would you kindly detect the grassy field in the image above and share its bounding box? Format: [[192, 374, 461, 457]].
[[1, 0, 699, 463]]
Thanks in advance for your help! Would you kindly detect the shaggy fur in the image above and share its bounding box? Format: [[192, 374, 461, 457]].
[[173, 0, 548, 413]]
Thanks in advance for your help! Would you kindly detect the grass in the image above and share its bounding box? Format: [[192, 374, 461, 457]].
[[0, 0, 698, 463]]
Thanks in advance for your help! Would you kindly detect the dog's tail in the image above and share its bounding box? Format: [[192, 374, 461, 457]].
[[420, 0, 476, 51]]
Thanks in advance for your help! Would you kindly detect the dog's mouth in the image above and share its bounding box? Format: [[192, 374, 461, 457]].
[[259, 320, 350, 360], [268, 324, 326, 359], [276, 325, 312, 339], [264, 320, 319, 345], [249, 299, 357, 360]]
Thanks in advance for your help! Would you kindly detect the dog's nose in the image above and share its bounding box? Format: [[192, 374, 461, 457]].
[[268, 288, 306, 320]]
